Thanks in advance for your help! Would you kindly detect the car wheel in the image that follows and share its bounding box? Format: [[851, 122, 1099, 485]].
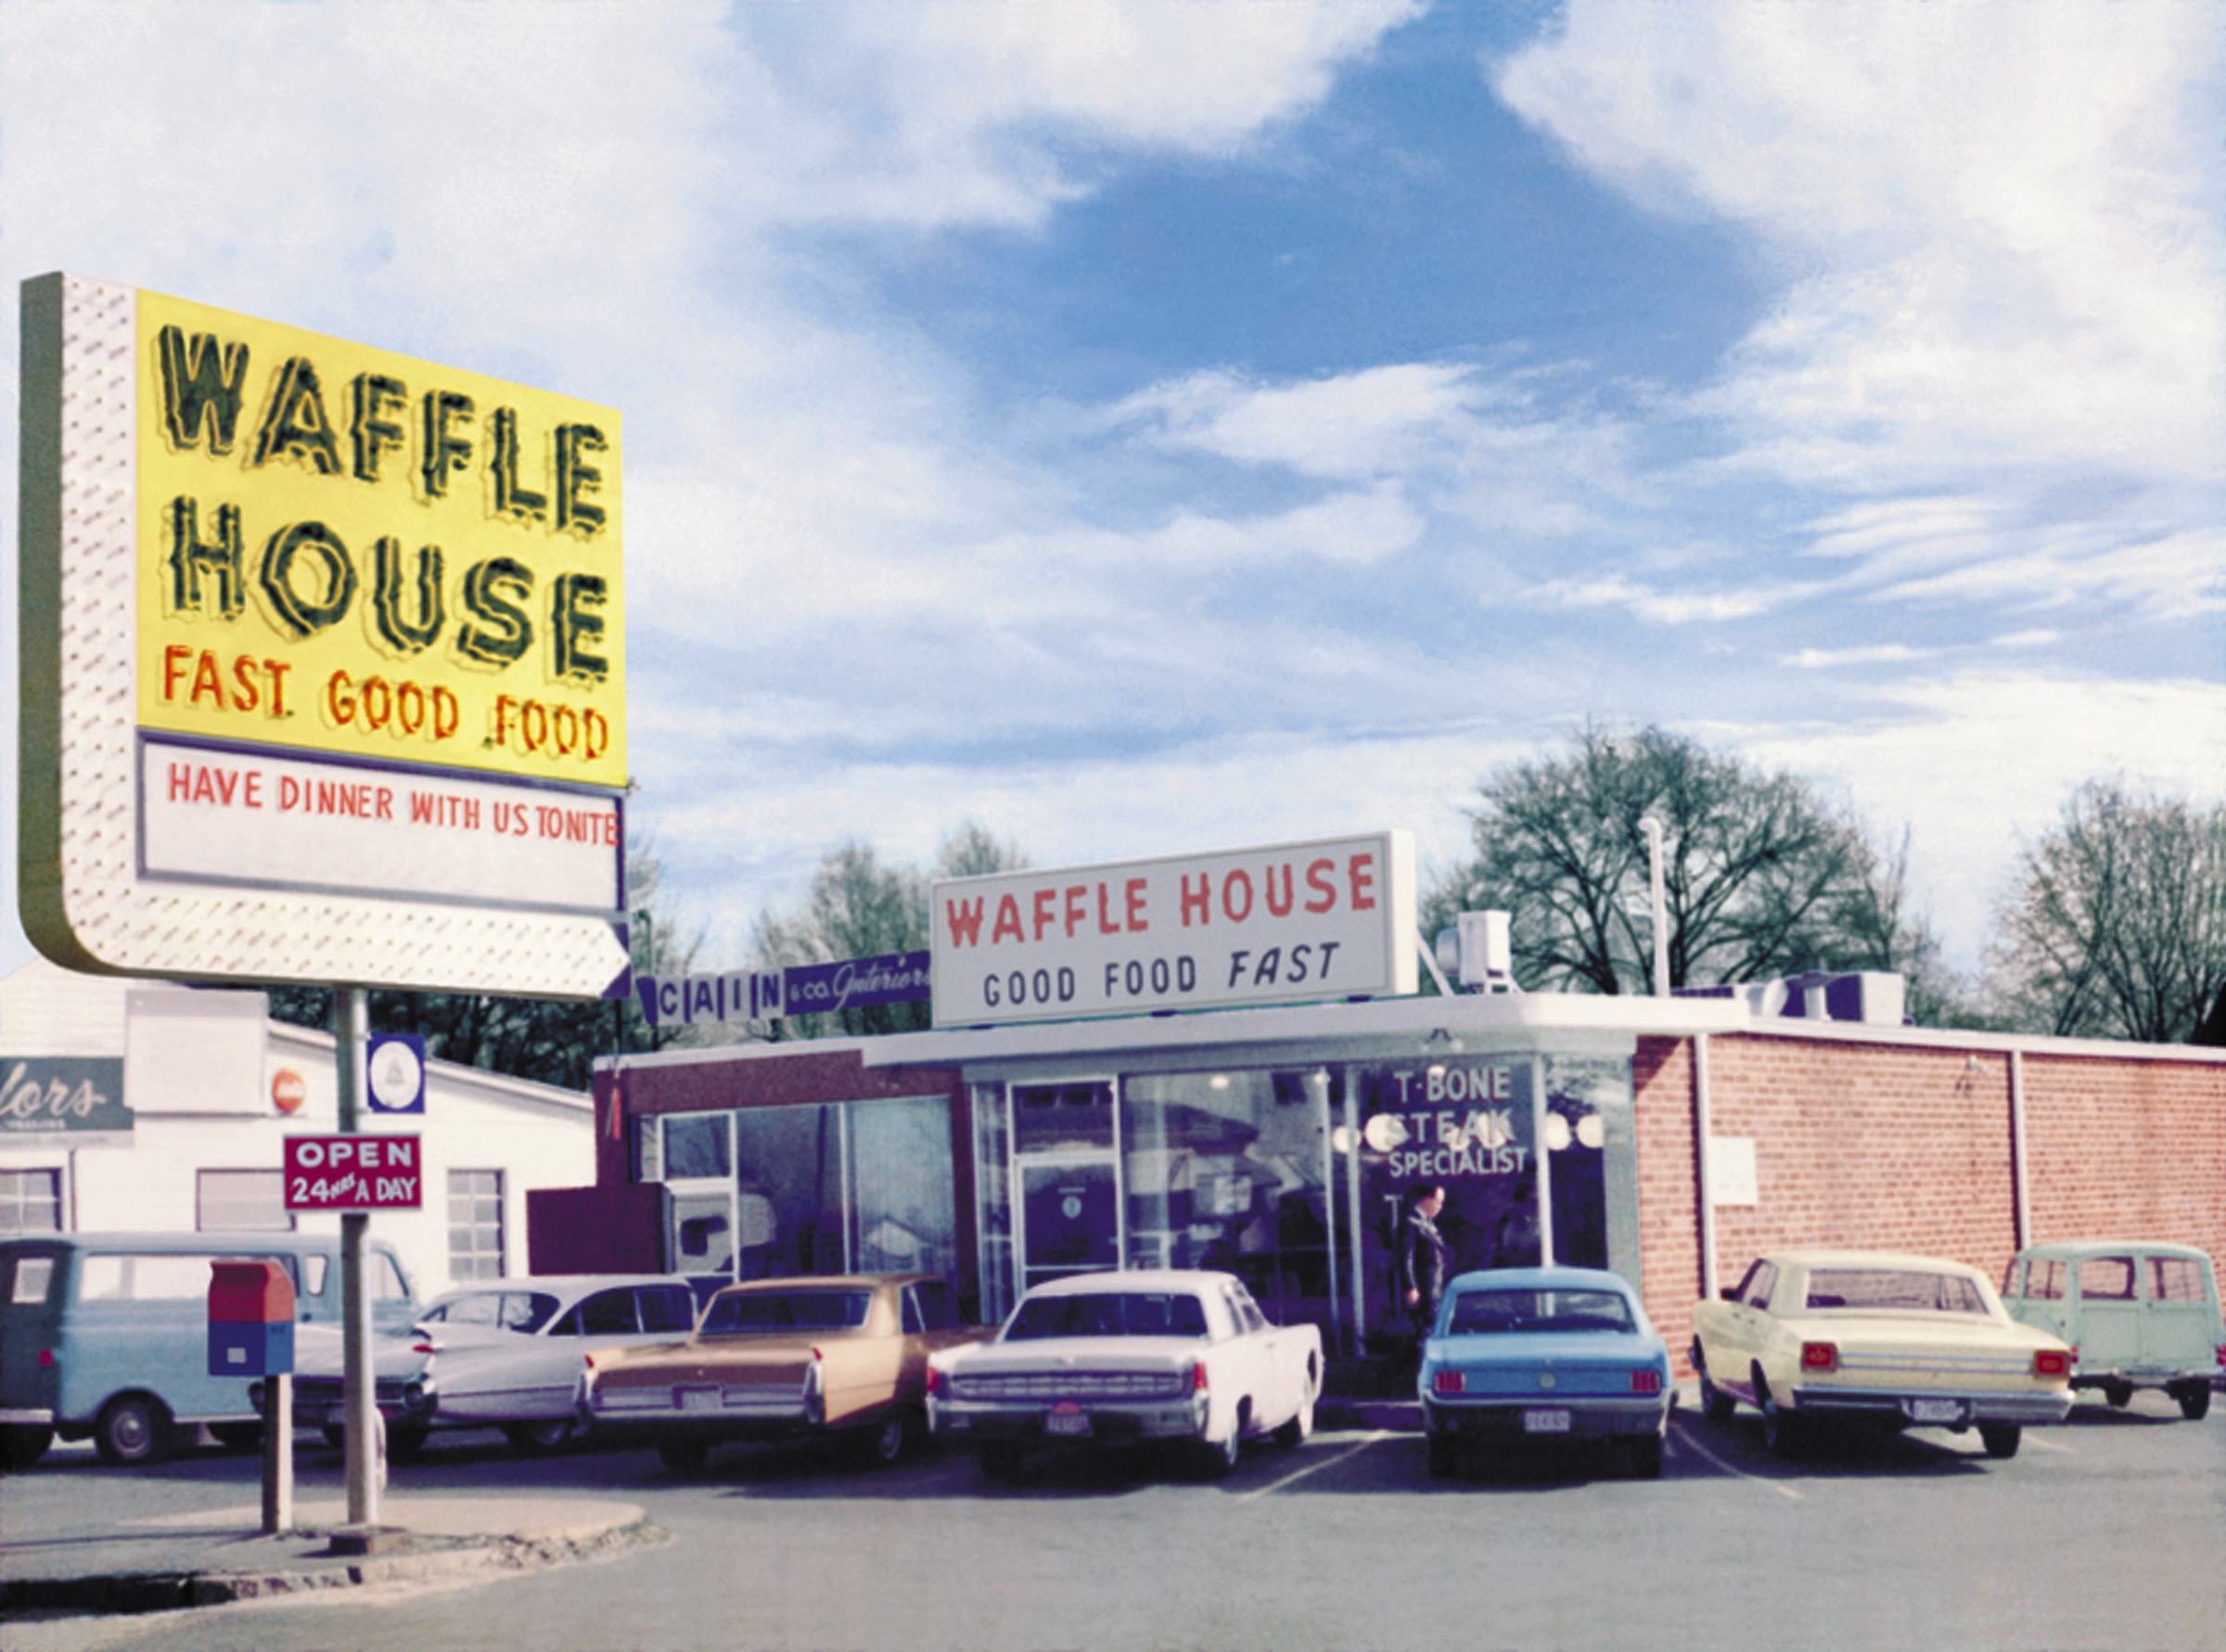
[[1695, 1354, 1735, 1426], [320, 1424, 349, 1453], [2104, 1380, 2134, 1409], [1978, 1422, 2021, 1459], [0, 1425, 54, 1470], [857, 1409, 910, 1467], [385, 1420, 429, 1461], [658, 1437, 711, 1474], [1627, 1433, 1665, 1479], [1274, 1380, 1316, 1450], [1196, 1404, 1246, 1480], [978, 1441, 1025, 1482], [95, 1395, 172, 1466], [1756, 1376, 1802, 1459], [1426, 1432, 1459, 1479], [503, 1416, 577, 1455], [2173, 1382, 2211, 1421]]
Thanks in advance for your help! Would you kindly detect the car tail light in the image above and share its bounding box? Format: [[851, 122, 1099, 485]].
[[2032, 1349, 2072, 1379], [1631, 1369, 1662, 1395], [925, 1364, 944, 1397], [1191, 1360, 1209, 1393], [37, 1349, 54, 1368], [1800, 1341, 1838, 1374], [1433, 1369, 1465, 1394], [2217, 1345, 2225, 1369]]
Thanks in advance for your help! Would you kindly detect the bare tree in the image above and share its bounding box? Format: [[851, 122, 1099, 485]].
[[1983, 781, 2226, 1043], [1427, 724, 1937, 999], [751, 822, 1029, 1038]]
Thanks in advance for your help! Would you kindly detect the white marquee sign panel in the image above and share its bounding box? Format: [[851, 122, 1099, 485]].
[[930, 830, 1416, 1029]]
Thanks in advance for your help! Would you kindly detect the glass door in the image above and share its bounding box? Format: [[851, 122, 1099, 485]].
[[1017, 1157, 1120, 1291]]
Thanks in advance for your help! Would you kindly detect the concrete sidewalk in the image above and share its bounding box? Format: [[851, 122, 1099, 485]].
[[0, 1493, 660, 1620]]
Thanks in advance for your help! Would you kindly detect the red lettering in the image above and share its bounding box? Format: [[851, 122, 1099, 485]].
[[168, 762, 192, 802], [1064, 884, 1088, 938], [1349, 852, 1376, 911], [1222, 869, 1254, 923], [1031, 888, 1056, 942], [991, 894, 1024, 944], [163, 645, 193, 701], [1305, 858, 1337, 914], [945, 897, 986, 948], [1181, 873, 1211, 927], [188, 650, 225, 708], [1126, 877, 1149, 932], [229, 655, 262, 712], [1097, 882, 1121, 935], [1264, 863, 1294, 917]]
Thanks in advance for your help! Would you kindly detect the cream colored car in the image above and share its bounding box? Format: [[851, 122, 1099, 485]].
[[1690, 1249, 2073, 1459]]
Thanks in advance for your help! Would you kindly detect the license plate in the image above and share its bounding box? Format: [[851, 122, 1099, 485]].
[[676, 1386, 722, 1413], [1045, 1404, 1092, 1438], [1909, 1398, 1964, 1425], [1523, 1409, 1572, 1434]]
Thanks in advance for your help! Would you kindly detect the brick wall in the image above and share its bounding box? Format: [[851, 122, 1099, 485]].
[[1637, 1030, 2226, 1378]]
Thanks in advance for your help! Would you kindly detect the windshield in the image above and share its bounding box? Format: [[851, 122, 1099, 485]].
[[698, 1289, 871, 1333], [1005, 1291, 1209, 1341], [1803, 1269, 1989, 1314], [1446, 1287, 1635, 1335]]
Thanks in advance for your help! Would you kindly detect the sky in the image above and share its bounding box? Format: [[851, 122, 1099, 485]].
[[3, 0, 2220, 990]]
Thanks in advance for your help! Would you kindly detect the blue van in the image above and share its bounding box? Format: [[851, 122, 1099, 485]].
[[0, 1230, 416, 1467]]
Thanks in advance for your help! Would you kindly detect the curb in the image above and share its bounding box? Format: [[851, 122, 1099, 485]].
[[0, 1516, 668, 1622]]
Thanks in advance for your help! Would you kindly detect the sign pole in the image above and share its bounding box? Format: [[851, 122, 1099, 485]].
[[334, 985, 379, 1529]]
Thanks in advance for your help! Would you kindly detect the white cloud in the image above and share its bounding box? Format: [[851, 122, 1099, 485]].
[[1497, 2, 2226, 493], [1780, 646, 1923, 670]]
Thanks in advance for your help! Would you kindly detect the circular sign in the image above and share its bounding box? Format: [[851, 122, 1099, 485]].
[[271, 1069, 307, 1115], [369, 1041, 424, 1111]]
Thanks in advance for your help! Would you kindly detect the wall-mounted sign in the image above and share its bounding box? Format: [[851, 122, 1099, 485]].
[[365, 1033, 426, 1116], [19, 273, 628, 997], [631, 951, 932, 1030], [0, 1057, 133, 1139], [283, 1133, 422, 1210], [929, 830, 1416, 1029], [271, 1068, 308, 1115]]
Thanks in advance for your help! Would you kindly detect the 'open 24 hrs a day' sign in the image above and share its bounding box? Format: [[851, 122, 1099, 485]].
[[19, 274, 628, 998], [284, 1134, 422, 1210]]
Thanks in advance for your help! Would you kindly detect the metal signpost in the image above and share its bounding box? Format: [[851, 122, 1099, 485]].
[[19, 273, 628, 1532]]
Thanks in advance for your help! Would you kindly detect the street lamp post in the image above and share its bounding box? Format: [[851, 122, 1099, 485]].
[[1637, 815, 1670, 998]]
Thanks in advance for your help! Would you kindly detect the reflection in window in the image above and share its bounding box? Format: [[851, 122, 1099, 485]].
[[2150, 1256, 2207, 1302], [850, 1095, 957, 1280], [2079, 1257, 2137, 1300]]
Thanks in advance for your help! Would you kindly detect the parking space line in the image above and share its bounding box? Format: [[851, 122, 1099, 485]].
[[2023, 1433, 2075, 1453], [1669, 1419, 1804, 1500], [1235, 1428, 1395, 1502]]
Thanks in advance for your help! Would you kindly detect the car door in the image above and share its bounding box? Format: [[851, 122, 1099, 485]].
[[1705, 1259, 1779, 1401], [2140, 1251, 2219, 1375], [2071, 1254, 2143, 1374]]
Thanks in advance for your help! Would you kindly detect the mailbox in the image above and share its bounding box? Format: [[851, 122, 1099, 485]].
[[208, 1259, 296, 1378]]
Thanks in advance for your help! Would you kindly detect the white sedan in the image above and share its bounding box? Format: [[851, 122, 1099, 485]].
[[927, 1269, 1322, 1479], [294, 1274, 699, 1455]]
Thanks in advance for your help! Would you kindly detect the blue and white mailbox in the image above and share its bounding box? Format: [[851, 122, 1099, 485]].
[[208, 1260, 296, 1378]]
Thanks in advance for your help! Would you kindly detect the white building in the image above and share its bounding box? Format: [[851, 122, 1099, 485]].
[[0, 958, 594, 1296]]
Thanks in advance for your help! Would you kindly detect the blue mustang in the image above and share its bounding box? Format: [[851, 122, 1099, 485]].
[[1417, 1265, 1673, 1479]]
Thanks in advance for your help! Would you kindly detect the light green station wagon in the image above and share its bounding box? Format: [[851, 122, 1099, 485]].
[[2002, 1240, 2223, 1420]]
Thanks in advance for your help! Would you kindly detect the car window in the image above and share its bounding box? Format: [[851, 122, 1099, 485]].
[[502, 1292, 559, 1333], [1227, 1286, 1268, 1335], [1734, 1260, 1777, 1310], [637, 1287, 697, 1334], [575, 1288, 641, 1336], [1803, 1268, 1988, 1313], [302, 1255, 329, 1298], [78, 1252, 296, 1300], [909, 1280, 964, 1332], [2148, 1257, 2208, 1303], [2078, 1257, 2136, 1300], [1448, 1287, 1633, 1334], [8, 1255, 56, 1305], [699, 1290, 873, 1333], [1004, 1291, 1209, 1340], [437, 1293, 503, 1327], [2016, 1259, 2067, 1301]]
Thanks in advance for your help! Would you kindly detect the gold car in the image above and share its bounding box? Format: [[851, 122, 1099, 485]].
[[1689, 1249, 2073, 1459], [582, 1274, 993, 1471]]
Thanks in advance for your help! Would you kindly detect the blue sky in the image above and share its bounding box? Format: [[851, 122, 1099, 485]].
[[3, 1, 2220, 989]]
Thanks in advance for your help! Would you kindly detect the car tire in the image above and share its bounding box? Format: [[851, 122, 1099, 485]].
[[1694, 1347, 1735, 1426], [95, 1395, 172, 1466], [503, 1416, 577, 1455], [978, 1441, 1025, 1482], [2172, 1382, 2211, 1421], [386, 1420, 429, 1461], [1273, 1378, 1316, 1449], [2104, 1380, 2134, 1409], [1978, 1422, 2021, 1459], [320, 1424, 349, 1453], [211, 1422, 263, 1452], [1627, 1433, 1665, 1479], [1426, 1432, 1459, 1479], [1756, 1374, 1802, 1459], [1196, 1403, 1246, 1480], [657, 1436, 711, 1474], [0, 1424, 54, 1470], [857, 1409, 911, 1467]]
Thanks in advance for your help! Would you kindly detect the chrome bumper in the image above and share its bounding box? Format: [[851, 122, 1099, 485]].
[[1789, 1385, 2073, 1426]]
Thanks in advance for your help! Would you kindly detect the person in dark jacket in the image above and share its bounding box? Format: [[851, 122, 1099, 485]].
[[1395, 1183, 1450, 1344]]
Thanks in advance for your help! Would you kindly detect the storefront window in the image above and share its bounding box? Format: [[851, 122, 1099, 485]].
[[849, 1095, 958, 1280], [972, 1083, 1014, 1324], [732, 1105, 846, 1278], [1121, 1069, 1335, 1339], [1544, 1055, 1638, 1280]]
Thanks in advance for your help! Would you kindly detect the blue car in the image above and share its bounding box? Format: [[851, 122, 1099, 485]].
[[1418, 1266, 1673, 1479]]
